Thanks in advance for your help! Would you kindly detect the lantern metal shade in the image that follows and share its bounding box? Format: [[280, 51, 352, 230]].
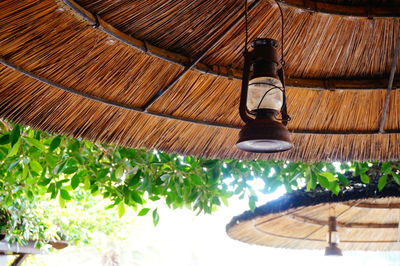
[[237, 38, 293, 153]]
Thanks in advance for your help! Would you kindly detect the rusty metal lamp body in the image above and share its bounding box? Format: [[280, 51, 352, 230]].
[[325, 216, 343, 256], [237, 38, 293, 153]]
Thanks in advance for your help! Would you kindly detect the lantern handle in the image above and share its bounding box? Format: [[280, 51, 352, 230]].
[[278, 67, 291, 126], [239, 51, 253, 123]]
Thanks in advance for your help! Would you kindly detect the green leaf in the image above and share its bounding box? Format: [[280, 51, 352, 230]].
[[97, 169, 109, 180], [159, 174, 170, 182], [318, 172, 337, 182], [305, 167, 317, 191], [22, 164, 29, 179], [381, 162, 391, 174], [0, 134, 10, 145], [59, 195, 66, 208], [45, 154, 58, 168], [149, 196, 160, 201], [248, 195, 257, 211], [49, 136, 61, 151], [130, 191, 143, 204], [138, 208, 150, 216], [8, 139, 20, 157], [317, 173, 330, 189], [330, 182, 340, 195], [378, 175, 387, 191], [190, 174, 203, 185], [29, 160, 43, 174], [152, 209, 160, 226], [60, 189, 72, 200], [51, 187, 58, 199], [118, 202, 125, 218], [24, 137, 46, 151], [10, 125, 20, 146], [47, 183, 55, 193], [337, 173, 349, 186], [67, 140, 80, 152], [26, 190, 34, 200], [393, 174, 400, 185], [84, 177, 91, 190], [71, 174, 80, 190], [63, 166, 78, 175], [38, 178, 52, 186], [360, 173, 370, 184], [115, 166, 124, 179], [90, 184, 99, 194], [127, 170, 141, 187], [221, 196, 229, 207]]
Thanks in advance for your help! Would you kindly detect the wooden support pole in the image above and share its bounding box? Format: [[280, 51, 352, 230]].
[[10, 255, 27, 266]]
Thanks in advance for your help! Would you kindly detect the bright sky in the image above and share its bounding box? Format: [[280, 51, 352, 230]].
[[32, 186, 400, 266]]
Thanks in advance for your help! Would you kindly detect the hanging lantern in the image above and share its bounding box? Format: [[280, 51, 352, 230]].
[[237, 38, 293, 153], [325, 216, 343, 256]]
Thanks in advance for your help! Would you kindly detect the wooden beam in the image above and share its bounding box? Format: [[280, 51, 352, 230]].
[[0, 240, 41, 255], [253, 224, 399, 243], [278, 0, 400, 18], [342, 201, 400, 209], [61, 0, 400, 90], [140, 0, 262, 110], [254, 207, 308, 227], [379, 27, 400, 133], [290, 213, 398, 228]]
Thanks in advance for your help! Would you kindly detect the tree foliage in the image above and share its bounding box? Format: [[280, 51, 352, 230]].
[[0, 121, 399, 247]]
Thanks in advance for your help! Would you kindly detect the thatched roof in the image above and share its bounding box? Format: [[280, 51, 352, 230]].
[[226, 182, 400, 251], [0, 0, 399, 161]]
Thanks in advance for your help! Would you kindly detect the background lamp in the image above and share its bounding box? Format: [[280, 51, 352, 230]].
[[325, 216, 343, 256]]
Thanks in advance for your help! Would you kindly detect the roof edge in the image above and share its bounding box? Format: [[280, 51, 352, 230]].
[[226, 182, 400, 231]]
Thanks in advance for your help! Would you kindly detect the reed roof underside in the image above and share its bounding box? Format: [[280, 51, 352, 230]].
[[0, 0, 399, 161]]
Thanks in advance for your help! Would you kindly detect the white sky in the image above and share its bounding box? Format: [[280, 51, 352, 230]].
[[30, 187, 400, 266]]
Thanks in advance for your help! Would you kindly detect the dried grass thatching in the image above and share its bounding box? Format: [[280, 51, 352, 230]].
[[0, 0, 399, 161], [226, 183, 400, 251]]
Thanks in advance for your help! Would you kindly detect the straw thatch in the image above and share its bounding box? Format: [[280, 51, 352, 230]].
[[226, 181, 400, 251], [0, 0, 399, 161]]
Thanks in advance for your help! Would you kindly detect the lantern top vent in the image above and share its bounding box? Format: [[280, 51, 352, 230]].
[[251, 38, 278, 48]]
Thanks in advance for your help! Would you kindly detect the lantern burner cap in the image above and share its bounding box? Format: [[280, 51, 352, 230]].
[[236, 111, 293, 153], [252, 38, 278, 48]]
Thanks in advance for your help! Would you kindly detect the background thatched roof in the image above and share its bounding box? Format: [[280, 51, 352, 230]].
[[226, 183, 400, 251], [0, 0, 399, 161]]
